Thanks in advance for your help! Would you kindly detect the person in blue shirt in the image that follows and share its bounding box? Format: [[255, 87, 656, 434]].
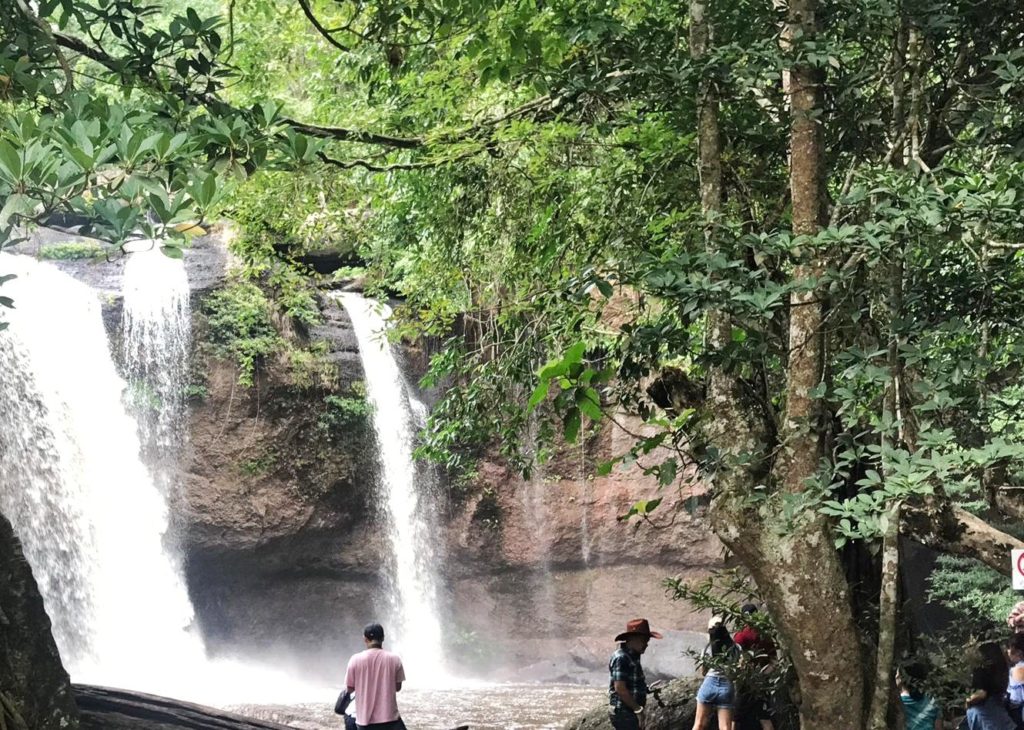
[[896, 662, 942, 730]]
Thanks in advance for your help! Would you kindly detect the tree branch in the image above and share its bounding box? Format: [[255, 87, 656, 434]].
[[315, 147, 481, 171], [295, 0, 352, 53], [901, 495, 1024, 574], [285, 119, 424, 148]]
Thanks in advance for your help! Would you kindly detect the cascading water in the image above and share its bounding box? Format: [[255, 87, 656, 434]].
[[121, 244, 191, 478], [336, 293, 445, 677], [578, 440, 591, 566], [0, 252, 320, 704], [0, 253, 205, 690]]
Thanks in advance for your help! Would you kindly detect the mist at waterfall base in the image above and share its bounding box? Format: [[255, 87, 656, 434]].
[[0, 252, 317, 705], [0, 252, 605, 727], [336, 293, 447, 679]]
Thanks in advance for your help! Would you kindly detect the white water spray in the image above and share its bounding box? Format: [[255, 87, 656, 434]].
[[0, 253, 203, 689], [122, 244, 191, 471], [0, 253, 322, 705], [336, 293, 445, 678]]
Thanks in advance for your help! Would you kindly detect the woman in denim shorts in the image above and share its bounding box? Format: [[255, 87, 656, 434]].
[[692, 616, 739, 729]]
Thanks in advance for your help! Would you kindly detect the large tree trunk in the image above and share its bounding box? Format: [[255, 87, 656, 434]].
[[702, 0, 867, 727]]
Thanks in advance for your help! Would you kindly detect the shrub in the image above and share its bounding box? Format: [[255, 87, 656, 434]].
[[203, 281, 282, 386], [317, 392, 373, 436], [38, 241, 105, 260]]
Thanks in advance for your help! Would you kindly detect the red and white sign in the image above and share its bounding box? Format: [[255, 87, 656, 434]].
[[1014, 550, 1024, 591]]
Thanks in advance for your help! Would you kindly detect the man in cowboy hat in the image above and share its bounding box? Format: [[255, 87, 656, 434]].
[[608, 618, 662, 730]]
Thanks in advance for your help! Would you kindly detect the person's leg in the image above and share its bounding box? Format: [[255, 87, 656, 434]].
[[610, 709, 641, 730], [692, 702, 710, 730], [717, 707, 734, 730]]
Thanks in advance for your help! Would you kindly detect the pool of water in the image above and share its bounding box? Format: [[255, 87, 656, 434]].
[[232, 683, 604, 729]]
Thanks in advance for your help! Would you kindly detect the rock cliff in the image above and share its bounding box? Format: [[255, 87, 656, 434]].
[[0, 511, 80, 729], [177, 290, 723, 683]]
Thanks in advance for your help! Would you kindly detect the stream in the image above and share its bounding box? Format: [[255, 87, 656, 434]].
[[233, 683, 604, 730]]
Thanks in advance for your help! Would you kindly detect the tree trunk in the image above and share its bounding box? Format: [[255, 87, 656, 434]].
[[901, 497, 1024, 571], [867, 505, 901, 730], [712, 1, 867, 728]]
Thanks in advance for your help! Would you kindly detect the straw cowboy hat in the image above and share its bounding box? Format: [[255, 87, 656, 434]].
[[615, 618, 664, 642]]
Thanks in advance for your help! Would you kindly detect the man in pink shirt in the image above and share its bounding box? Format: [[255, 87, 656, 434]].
[[345, 623, 407, 730]]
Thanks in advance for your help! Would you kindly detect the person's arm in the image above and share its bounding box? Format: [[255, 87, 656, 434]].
[[613, 680, 642, 712], [345, 658, 356, 694], [933, 713, 942, 730], [965, 689, 987, 707], [395, 660, 406, 693]]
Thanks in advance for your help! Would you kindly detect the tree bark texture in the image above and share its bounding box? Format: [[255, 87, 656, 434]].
[[713, 2, 866, 728], [690, 1, 866, 727], [902, 497, 1024, 573], [866, 505, 901, 730]]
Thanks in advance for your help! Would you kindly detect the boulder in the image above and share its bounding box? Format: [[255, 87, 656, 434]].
[[73, 685, 293, 730], [0, 511, 80, 729], [562, 676, 700, 730]]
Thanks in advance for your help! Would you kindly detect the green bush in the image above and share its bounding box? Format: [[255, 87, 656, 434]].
[[927, 555, 1019, 637], [38, 241, 105, 260], [183, 383, 208, 401], [203, 280, 282, 386], [289, 343, 335, 389], [317, 392, 373, 436], [239, 453, 277, 476]]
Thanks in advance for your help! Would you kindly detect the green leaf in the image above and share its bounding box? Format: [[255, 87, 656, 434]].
[[0, 140, 22, 180], [564, 340, 586, 364], [577, 386, 602, 420], [563, 407, 581, 443], [0, 194, 38, 226], [657, 458, 677, 486], [527, 380, 550, 409], [538, 359, 567, 380], [161, 244, 184, 259]]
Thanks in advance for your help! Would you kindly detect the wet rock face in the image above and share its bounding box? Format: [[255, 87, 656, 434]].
[[177, 299, 388, 680], [177, 291, 724, 683], [0, 511, 80, 729]]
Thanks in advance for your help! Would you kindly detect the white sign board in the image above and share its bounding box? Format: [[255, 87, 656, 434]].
[[1014, 549, 1024, 591]]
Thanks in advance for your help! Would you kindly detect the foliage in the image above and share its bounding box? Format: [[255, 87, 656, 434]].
[[927, 556, 1020, 639], [316, 392, 372, 436], [183, 383, 209, 401], [202, 279, 282, 385], [666, 570, 796, 727], [287, 341, 334, 389], [8, 0, 1024, 718], [36, 240, 105, 260], [239, 452, 277, 475]]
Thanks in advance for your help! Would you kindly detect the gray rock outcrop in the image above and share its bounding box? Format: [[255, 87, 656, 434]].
[[562, 676, 700, 730], [0, 511, 80, 729]]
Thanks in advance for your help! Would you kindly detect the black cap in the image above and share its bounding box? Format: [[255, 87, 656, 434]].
[[741, 603, 758, 614], [364, 623, 385, 642]]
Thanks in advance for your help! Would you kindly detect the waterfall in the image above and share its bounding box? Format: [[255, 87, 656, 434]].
[[121, 244, 191, 479], [0, 253, 206, 690], [336, 293, 445, 677], [579, 440, 591, 566]]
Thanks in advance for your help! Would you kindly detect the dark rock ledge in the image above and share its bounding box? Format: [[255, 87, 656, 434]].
[[73, 685, 294, 730], [561, 676, 699, 730]]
